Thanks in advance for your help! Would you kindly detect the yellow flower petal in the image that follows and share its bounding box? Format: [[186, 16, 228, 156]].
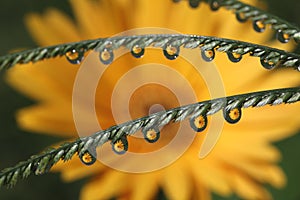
[[131, 173, 159, 200], [161, 162, 193, 200], [16, 104, 75, 136], [25, 9, 80, 46], [80, 171, 127, 200]]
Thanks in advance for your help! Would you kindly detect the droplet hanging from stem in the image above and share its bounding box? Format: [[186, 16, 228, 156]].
[[163, 44, 180, 60], [112, 136, 129, 155], [79, 148, 97, 166], [131, 45, 145, 58], [223, 107, 242, 124], [65, 49, 84, 64], [142, 127, 160, 143], [99, 48, 114, 65], [201, 48, 215, 62], [189, 114, 208, 132]]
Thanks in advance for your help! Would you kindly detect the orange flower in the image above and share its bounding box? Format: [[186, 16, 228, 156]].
[[6, 0, 300, 199]]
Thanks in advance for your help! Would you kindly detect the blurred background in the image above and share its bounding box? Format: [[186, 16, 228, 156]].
[[0, 0, 299, 199]]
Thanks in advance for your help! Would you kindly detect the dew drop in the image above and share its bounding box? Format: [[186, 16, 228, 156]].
[[189, 0, 200, 8], [209, 0, 221, 11], [253, 20, 266, 33], [236, 12, 248, 23], [163, 45, 180, 60], [99, 48, 114, 65], [201, 49, 215, 62], [65, 49, 84, 64], [79, 149, 97, 166], [227, 52, 242, 63], [131, 45, 145, 58], [189, 114, 208, 132], [276, 30, 290, 43], [260, 57, 276, 70], [112, 136, 128, 155], [143, 127, 160, 143], [223, 107, 242, 124]]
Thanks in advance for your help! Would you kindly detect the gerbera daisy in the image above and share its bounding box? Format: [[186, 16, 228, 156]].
[[6, 0, 300, 199]]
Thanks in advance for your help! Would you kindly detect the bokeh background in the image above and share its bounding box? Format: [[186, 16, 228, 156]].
[[0, 0, 299, 199]]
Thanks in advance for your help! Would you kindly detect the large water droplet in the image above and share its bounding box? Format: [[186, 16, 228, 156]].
[[65, 49, 84, 64], [201, 49, 215, 62], [253, 20, 266, 33], [209, 0, 221, 11], [131, 45, 145, 58], [189, 114, 208, 132], [276, 30, 290, 43], [99, 48, 114, 65], [142, 127, 160, 143], [260, 56, 276, 70], [189, 0, 200, 8], [79, 149, 97, 166], [227, 52, 242, 63], [236, 12, 248, 23], [223, 107, 242, 124], [112, 136, 128, 155], [163, 45, 180, 60]]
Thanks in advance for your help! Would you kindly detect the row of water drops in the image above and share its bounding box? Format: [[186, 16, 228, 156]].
[[78, 106, 242, 166], [174, 0, 295, 44], [65, 43, 278, 70]]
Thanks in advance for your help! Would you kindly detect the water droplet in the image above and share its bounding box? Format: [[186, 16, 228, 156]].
[[260, 57, 276, 70], [163, 45, 180, 60], [223, 107, 242, 124], [276, 30, 290, 43], [201, 49, 215, 62], [189, 114, 208, 132], [65, 49, 84, 64], [143, 127, 160, 143], [131, 45, 145, 58], [210, 0, 221, 11], [253, 20, 266, 33], [189, 0, 200, 8], [112, 136, 128, 155], [236, 12, 248, 23], [227, 52, 242, 63], [99, 48, 114, 65], [79, 149, 96, 166]]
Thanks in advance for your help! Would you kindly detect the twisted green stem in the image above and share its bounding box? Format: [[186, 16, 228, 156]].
[[0, 34, 299, 72], [0, 87, 299, 188]]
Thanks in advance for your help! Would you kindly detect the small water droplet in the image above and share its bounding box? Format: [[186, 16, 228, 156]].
[[227, 52, 242, 63], [131, 45, 145, 58], [112, 136, 128, 155], [253, 20, 266, 33], [163, 45, 180, 60], [236, 12, 248, 23], [189, 0, 200, 8], [79, 149, 97, 166], [223, 107, 242, 124], [276, 30, 290, 43], [65, 49, 84, 64], [201, 49, 215, 62], [210, 0, 221, 11], [143, 127, 160, 143], [99, 48, 114, 65], [260, 56, 276, 70], [189, 114, 208, 132]]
